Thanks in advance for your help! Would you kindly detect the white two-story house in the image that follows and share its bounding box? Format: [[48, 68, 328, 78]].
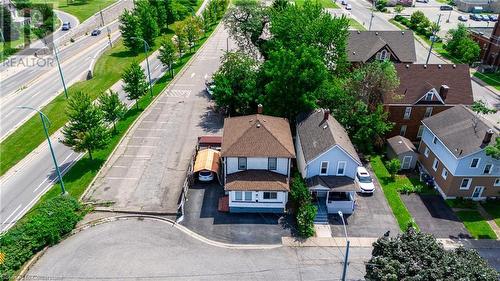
[[295, 109, 362, 220], [418, 105, 500, 200], [221, 110, 295, 213]]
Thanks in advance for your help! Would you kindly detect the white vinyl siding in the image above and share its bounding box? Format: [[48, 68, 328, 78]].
[[226, 157, 289, 176]]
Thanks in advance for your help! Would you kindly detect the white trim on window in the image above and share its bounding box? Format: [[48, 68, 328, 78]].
[[441, 168, 448, 180], [483, 164, 493, 174], [235, 191, 243, 201], [432, 158, 439, 171], [403, 107, 412, 120], [494, 178, 500, 187], [425, 92, 433, 101], [399, 125, 407, 136], [336, 161, 347, 176], [417, 125, 424, 139], [424, 107, 433, 118], [470, 158, 480, 168], [238, 157, 247, 170], [263, 191, 278, 200], [460, 178, 472, 190], [424, 147, 430, 158], [244, 191, 252, 201], [268, 157, 277, 171], [320, 161, 329, 175]]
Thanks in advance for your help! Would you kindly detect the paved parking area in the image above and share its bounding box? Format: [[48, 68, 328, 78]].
[[402, 194, 471, 239], [83, 27, 227, 214], [329, 175, 400, 238], [181, 183, 293, 244]]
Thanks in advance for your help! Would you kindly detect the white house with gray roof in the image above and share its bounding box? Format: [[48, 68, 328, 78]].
[[295, 109, 362, 221]]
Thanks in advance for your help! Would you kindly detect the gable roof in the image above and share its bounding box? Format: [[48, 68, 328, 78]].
[[387, 135, 416, 155], [386, 64, 474, 105], [221, 114, 295, 158], [296, 109, 361, 165], [347, 30, 417, 63], [422, 105, 498, 158]]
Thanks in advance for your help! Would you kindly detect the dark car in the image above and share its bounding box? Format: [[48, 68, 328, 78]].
[[489, 14, 498, 21], [440, 5, 453, 10], [61, 22, 71, 31], [470, 14, 481, 21], [91, 29, 101, 36]]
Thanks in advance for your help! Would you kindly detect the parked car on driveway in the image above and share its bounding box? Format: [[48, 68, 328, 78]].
[[470, 14, 481, 21], [62, 22, 71, 31], [489, 14, 498, 21], [198, 170, 215, 182], [440, 5, 452, 10], [355, 167, 375, 194], [346, 4, 352, 10], [481, 14, 490, 21], [91, 29, 101, 36], [341, 0, 347, 5], [458, 15, 468, 21]]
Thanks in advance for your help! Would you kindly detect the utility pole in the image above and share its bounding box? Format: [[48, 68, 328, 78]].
[[446, 10, 451, 23], [338, 211, 350, 281], [99, 7, 105, 27], [54, 44, 69, 99], [426, 14, 442, 65], [369, 0, 376, 31], [107, 26, 112, 47], [132, 37, 154, 98]]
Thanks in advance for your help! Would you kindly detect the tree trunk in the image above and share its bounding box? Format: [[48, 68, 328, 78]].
[[88, 149, 93, 160]]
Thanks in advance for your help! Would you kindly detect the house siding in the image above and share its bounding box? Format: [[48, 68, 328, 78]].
[[228, 191, 287, 213], [295, 135, 307, 178], [420, 127, 459, 173], [454, 150, 500, 176], [306, 146, 359, 179], [225, 157, 289, 176], [386, 105, 452, 141]]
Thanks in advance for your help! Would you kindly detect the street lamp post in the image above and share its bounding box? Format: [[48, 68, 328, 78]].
[[338, 211, 350, 281], [53, 44, 69, 99], [426, 14, 442, 65], [132, 37, 154, 98], [17, 106, 67, 195]]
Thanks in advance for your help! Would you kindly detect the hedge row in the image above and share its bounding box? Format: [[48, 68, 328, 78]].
[[394, 15, 441, 43], [0, 196, 84, 280]]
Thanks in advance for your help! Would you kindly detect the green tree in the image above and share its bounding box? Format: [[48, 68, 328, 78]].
[[136, 1, 160, 47], [471, 100, 497, 115], [164, 0, 176, 28], [212, 51, 260, 115], [261, 45, 328, 121], [457, 37, 481, 64], [376, 0, 388, 12], [159, 38, 177, 78], [149, 0, 167, 30], [385, 158, 401, 178], [122, 61, 148, 109], [119, 10, 142, 52], [290, 172, 312, 206], [201, 9, 212, 35], [486, 137, 500, 160], [410, 10, 427, 29], [1, 6, 19, 42], [366, 227, 499, 280], [98, 90, 127, 132], [184, 16, 203, 52], [394, 4, 404, 15], [61, 92, 110, 160], [296, 204, 317, 238], [445, 23, 480, 64], [173, 22, 188, 57]]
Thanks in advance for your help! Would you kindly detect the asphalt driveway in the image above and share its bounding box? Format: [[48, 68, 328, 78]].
[[329, 170, 400, 238], [181, 183, 293, 244], [401, 194, 471, 239]]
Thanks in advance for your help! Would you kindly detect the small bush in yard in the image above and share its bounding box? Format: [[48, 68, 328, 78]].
[[0, 196, 83, 279], [290, 172, 312, 206], [398, 183, 423, 194], [385, 159, 400, 179], [296, 204, 317, 238]]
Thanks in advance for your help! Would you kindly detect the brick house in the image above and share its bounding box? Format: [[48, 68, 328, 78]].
[[418, 105, 500, 199], [385, 64, 474, 142], [470, 20, 500, 69]]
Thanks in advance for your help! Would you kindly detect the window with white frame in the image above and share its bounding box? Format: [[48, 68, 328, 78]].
[[460, 178, 472, 190], [441, 168, 448, 180], [424, 107, 433, 118], [238, 157, 247, 170], [244, 191, 252, 201], [483, 164, 493, 174], [337, 161, 347, 176], [403, 107, 412, 119], [470, 158, 480, 168], [320, 161, 329, 175], [433, 136, 438, 144], [235, 191, 243, 201], [400, 125, 407, 136], [417, 125, 424, 139], [424, 147, 430, 158], [263, 192, 278, 200], [425, 92, 433, 101], [494, 178, 500, 187], [268, 157, 277, 171], [432, 158, 439, 171]]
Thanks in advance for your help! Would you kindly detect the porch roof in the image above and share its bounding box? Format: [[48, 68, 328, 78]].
[[306, 176, 359, 192], [225, 170, 289, 191]]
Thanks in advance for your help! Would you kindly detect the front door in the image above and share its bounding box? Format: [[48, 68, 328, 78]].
[[472, 186, 485, 200], [401, 156, 412, 170]]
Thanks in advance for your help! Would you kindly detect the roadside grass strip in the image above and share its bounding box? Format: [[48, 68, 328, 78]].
[[295, 0, 339, 8], [348, 19, 366, 31], [370, 155, 418, 231], [473, 72, 500, 91], [455, 210, 497, 240], [33, 0, 117, 22], [481, 200, 500, 228]]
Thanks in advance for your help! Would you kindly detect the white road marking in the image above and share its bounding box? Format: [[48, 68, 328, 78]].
[[2, 204, 22, 225], [204, 74, 208, 80], [33, 177, 50, 193], [154, 64, 160, 70], [190, 72, 196, 78]]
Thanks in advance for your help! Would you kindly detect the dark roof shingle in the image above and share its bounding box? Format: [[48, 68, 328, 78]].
[[221, 114, 295, 158], [296, 109, 361, 164], [348, 30, 417, 63], [387, 135, 416, 155], [422, 105, 498, 157], [387, 64, 474, 105]]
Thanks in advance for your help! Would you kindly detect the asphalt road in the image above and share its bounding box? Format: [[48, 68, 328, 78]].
[[26, 218, 371, 280], [84, 25, 227, 214]]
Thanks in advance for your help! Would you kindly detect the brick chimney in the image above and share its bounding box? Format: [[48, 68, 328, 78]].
[[323, 109, 330, 121], [257, 104, 263, 114], [439, 85, 449, 101], [483, 129, 494, 144]]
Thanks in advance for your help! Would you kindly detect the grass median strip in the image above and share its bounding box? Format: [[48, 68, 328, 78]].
[[370, 155, 417, 231], [473, 72, 500, 91], [455, 210, 497, 240], [295, 0, 339, 8], [349, 19, 366, 31]]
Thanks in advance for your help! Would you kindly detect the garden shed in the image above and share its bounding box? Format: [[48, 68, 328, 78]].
[[386, 136, 418, 170]]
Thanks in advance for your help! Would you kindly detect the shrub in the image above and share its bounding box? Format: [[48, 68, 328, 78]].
[[398, 183, 423, 194], [296, 203, 317, 238], [385, 158, 400, 179], [290, 172, 312, 207], [0, 196, 83, 279]]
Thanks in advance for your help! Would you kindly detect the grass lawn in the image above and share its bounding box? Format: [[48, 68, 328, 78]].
[[295, 0, 339, 8], [455, 210, 497, 239], [445, 198, 477, 209], [481, 200, 500, 227], [349, 19, 366, 31], [389, 18, 406, 30], [370, 156, 418, 231], [473, 72, 500, 91], [34, 0, 117, 22]]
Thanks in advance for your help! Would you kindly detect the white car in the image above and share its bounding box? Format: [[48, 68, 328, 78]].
[[198, 170, 215, 182], [355, 167, 375, 193], [341, 0, 347, 5], [346, 4, 352, 10]]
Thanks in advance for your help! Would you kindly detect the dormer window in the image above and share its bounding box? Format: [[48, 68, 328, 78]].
[[425, 93, 433, 101]]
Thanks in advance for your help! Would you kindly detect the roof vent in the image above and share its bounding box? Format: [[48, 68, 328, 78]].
[[353, 51, 356, 55], [398, 140, 403, 144], [402, 31, 405, 35], [438, 64, 442, 69], [423, 64, 427, 69], [323, 124, 328, 129], [453, 64, 456, 68], [375, 31, 379, 35], [256, 123, 261, 128], [406, 64, 409, 68]]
